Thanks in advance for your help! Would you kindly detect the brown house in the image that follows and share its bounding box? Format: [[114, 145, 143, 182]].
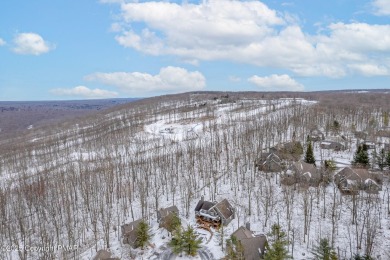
[[195, 197, 235, 226], [93, 250, 119, 260], [320, 140, 346, 151], [255, 152, 283, 172], [157, 205, 179, 232], [334, 167, 382, 194], [282, 161, 321, 187], [213, 199, 235, 225], [269, 141, 303, 161], [231, 223, 268, 260], [121, 219, 143, 247], [310, 129, 325, 142], [362, 140, 376, 150]]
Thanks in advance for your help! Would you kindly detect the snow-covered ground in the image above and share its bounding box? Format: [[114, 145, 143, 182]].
[[0, 95, 389, 260]]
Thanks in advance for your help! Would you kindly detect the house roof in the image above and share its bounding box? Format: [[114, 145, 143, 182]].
[[195, 200, 215, 212], [266, 153, 281, 163], [232, 226, 267, 260], [121, 219, 143, 245], [336, 167, 370, 182], [232, 226, 254, 240], [212, 199, 234, 220], [290, 161, 317, 175], [260, 152, 281, 163], [241, 236, 268, 260], [158, 205, 179, 218]]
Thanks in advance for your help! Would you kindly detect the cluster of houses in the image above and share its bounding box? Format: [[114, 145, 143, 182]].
[[255, 132, 386, 193], [110, 129, 390, 260], [116, 196, 267, 260]]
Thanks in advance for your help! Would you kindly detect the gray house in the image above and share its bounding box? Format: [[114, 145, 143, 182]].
[[195, 197, 235, 226], [282, 161, 321, 187], [334, 167, 382, 194], [255, 152, 283, 172], [310, 129, 325, 142], [269, 141, 303, 161], [231, 223, 268, 260], [362, 140, 376, 150], [157, 205, 179, 231], [320, 140, 346, 151], [121, 219, 143, 247]]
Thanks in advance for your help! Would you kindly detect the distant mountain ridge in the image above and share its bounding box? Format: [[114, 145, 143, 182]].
[[0, 98, 140, 140]]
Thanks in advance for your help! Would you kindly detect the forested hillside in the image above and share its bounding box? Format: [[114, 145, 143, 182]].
[[0, 91, 389, 260]]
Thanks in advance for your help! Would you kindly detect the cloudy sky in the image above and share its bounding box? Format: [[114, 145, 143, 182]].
[[1, 0, 390, 100]]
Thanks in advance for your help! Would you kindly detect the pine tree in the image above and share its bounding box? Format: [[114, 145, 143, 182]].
[[305, 141, 316, 165], [165, 213, 181, 233], [264, 224, 291, 260], [332, 120, 341, 134], [182, 225, 202, 256], [353, 145, 369, 167], [169, 226, 184, 255], [134, 220, 151, 249], [311, 238, 337, 260], [169, 225, 202, 257], [225, 235, 245, 259]]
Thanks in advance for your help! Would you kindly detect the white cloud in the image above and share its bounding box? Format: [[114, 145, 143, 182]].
[[50, 86, 118, 99], [348, 63, 389, 76], [0, 38, 6, 46], [12, 33, 55, 55], [248, 74, 304, 91], [372, 0, 390, 16], [106, 0, 390, 78], [85, 66, 206, 94]]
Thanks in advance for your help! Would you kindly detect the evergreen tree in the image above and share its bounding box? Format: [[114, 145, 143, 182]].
[[264, 224, 291, 260], [311, 238, 337, 260], [165, 213, 181, 233], [332, 120, 341, 133], [353, 145, 369, 167], [169, 225, 202, 257], [134, 220, 151, 249], [225, 235, 245, 260], [305, 141, 316, 165], [169, 226, 184, 255], [182, 225, 202, 256]]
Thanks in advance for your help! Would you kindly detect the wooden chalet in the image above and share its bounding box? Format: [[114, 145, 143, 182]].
[[282, 161, 321, 187], [334, 167, 382, 194], [195, 197, 235, 228], [121, 219, 143, 248], [231, 223, 268, 260], [255, 152, 283, 172], [157, 205, 179, 232]]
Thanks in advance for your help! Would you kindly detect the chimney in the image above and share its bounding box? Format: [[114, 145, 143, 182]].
[[201, 195, 204, 202], [245, 222, 251, 231]]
